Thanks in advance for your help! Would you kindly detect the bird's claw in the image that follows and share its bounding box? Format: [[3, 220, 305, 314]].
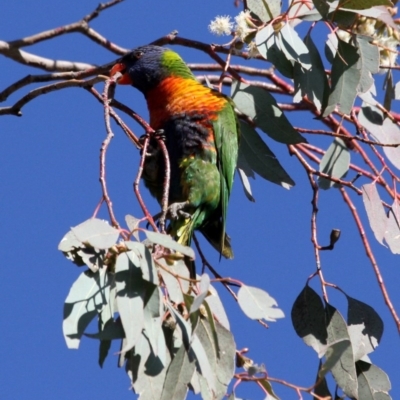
[[168, 202, 191, 220]]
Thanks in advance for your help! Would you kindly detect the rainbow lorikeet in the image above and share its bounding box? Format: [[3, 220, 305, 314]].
[[110, 45, 239, 259]]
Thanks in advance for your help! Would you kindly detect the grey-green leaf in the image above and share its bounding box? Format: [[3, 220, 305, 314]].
[[291, 285, 328, 357], [356, 35, 380, 94], [294, 33, 329, 113], [362, 183, 387, 246], [238, 284, 284, 321], [278, 23, 311, 70], [115, 252, 145, 352], [231, 81, 305, 144], [318, 138, 350, 189], [125, 214, 141, 241], [160, 345, 195, 400], [63, 269, 111, 349], [247, 0, 281, 22], [239, 121, 295, 188], [144, 230, 195, 259], [358, 104, 400, 170], [339, 0, 392, 10], [326, 303, 358, 398], [347, 296, 383, 361], [71, 218, 119, 249], [256, 24, 294, 78], [236, 152, 256, 202], [128, 332, 169, 400], [190, 273, 210, 314], [323, 39, 361, 116], [356, 360, 392, 400]]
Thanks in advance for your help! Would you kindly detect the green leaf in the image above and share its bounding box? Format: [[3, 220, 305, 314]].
[[339, 0, 393, 10], [144, 230, 195, 259], [71, 218, 119, 249], [294, 33, 330, 113], [323, 39, 361, 116], [231, 81, 305, 144], [291, 285, 328, 357], [318, 138, 350, 189], [347, 296, 383, 361], [238, 284, 284, 321], [160, 345, 195, 400], [362, 183, 387, 246], [115, 252, 145, 352], [256, 24, 294, 78], [358, 104, 400, 170], [247, 0, 281, 22], [63, 269, 111, 349], [278, 23, 311, 70], [239, 121, 295, 189], [326, 304, 358, 398], [356, 361, 392, 399]]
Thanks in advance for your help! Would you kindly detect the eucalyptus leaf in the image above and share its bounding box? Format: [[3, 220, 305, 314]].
[[278, 23, 311, 69], [247, 0, 281, 22], [115, 252, 145, 352], [325, 304, 358, 398], [238, 285, 284, 321], [256, 24, 294, 78], [362, 183, 387, 246], [144, 230, 195, 259], [323, 39, 361, 116], [293, 33, 329, 113], [318, 138, 350, 189], [239, 121, 295, 188], [160, 345, 195, 400], [71, 218, 119, 250], [63, 269, 111, 349], [231, 81, 305, 144], [347, 296, 383, 361], [291, 285, 328, 357], [190, 273, 210, 314], [356, 360, 392, 399], [358, 104, 400, 170]]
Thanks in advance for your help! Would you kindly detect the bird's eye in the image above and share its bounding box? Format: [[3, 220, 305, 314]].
[[133, 50, 143, 59]]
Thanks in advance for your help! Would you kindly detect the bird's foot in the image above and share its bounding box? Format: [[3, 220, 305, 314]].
[[168, 201, 191, 220], [153, 129, 166, 141]]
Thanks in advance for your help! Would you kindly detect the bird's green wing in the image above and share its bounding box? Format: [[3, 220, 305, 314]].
[[212, 97, 240, 246]]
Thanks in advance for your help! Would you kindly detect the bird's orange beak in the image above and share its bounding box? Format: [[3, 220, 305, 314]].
[[110, 63, 133, 85]]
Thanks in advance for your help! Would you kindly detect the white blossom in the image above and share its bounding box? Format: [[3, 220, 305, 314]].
[[208, 15, 233, 36], [246, 41, 260, 58], [235, 10, 252, 40]]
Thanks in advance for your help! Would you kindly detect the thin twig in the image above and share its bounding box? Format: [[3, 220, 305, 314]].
[[101, 77, 121, 228]]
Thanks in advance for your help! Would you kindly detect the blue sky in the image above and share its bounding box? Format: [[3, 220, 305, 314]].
[[0, 1, 399, 399]]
